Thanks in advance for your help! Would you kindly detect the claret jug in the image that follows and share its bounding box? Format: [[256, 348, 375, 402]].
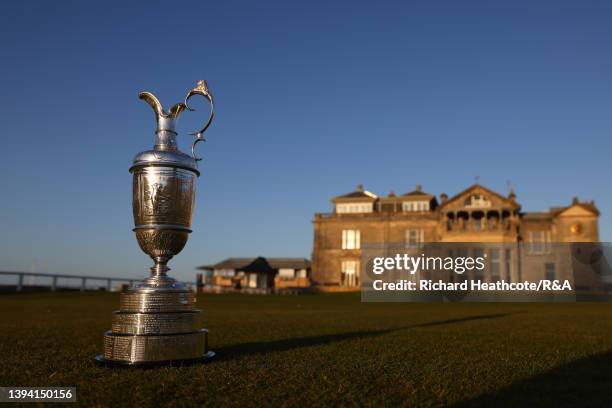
[[95, 80, 216, 366]]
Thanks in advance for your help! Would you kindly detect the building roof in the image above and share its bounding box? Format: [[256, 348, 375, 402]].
[[236, 257, 274, 274], [439, 183, 521, 210], [550, 199, 600, 216], [399, 184, 437, 202], [197, 257, 252, 270], [401, 184, 429, 196], [332, 184, 378, 202], [509, 197, 600, 220], [522, 212, 553, 220], [578, 202, 600, 215], [197, 257, 311, 271], [266, 258, 312, 269], [402, 190, 431, 197]]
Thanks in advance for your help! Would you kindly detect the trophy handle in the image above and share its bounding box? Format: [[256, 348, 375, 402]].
[[184, 80, 215, 162]]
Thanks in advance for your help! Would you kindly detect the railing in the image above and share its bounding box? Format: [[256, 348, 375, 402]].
[[445, 221, 512, 233], [315, 211, 438, 219], [0, 271, 192, 293], [315, 213, 337, 219]]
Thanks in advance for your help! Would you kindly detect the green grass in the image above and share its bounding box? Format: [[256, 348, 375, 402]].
[[1, 292, 612, 407]]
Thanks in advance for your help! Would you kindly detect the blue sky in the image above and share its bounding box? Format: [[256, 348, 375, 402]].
[[1, 0, 611, 282]]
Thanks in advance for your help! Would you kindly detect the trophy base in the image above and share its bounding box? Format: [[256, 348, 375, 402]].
[[94, 351, 215, 368], [97, 285, 212, 368]]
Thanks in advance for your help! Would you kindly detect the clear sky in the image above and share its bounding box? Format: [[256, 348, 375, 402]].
[[1, 0, 611, 283]]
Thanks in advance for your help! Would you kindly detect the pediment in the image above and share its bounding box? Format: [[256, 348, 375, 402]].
[[557, 205, 597, 217], [440, 184, 519, 211]]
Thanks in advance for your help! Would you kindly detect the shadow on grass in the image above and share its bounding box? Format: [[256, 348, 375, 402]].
[[455, 350, 612, 408], [214, 313, 512, 362]]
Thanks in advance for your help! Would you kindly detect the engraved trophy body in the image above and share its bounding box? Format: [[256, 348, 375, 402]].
[[95, 80, 215, 366]]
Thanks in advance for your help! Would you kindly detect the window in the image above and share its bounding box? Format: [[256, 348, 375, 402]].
[[545, 263, 556, 280], [341, 260, 359, 287], [342, 229, 360, 249], [278, 268, 295, 279], [247, 273, 257, 288], [505, 249, 512, 282], [473, 249, 485, 280], [405, 229, 424, 247], [257, 273, 267, 289], [336, 203, 373, 214], [402, 201, 429, 212], [490, 249, 500, 281], [464, 194, 492, 208], [528, 231, 551, 254], [215, 269, 235, 277]]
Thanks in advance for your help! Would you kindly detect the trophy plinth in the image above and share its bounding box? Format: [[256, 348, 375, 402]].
[[96, 287, 214, 366], [96, 81, 215, 367]]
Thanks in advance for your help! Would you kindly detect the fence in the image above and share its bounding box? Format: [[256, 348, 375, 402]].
[[0, 271, 193, 292]]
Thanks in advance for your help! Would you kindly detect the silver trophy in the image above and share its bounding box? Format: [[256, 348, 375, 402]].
[[95, 80, 215, 366]]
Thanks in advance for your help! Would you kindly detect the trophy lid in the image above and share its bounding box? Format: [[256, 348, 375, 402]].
[[129, 80, 214, 176], [130, 149, 200, 176]]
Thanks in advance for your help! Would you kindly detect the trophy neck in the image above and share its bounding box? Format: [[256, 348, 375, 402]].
[[154, 117, 178, 151]]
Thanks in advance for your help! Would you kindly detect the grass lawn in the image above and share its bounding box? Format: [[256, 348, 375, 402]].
[[1, 292, 612, 407]]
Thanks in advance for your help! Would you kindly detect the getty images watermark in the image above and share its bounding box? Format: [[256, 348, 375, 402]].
[[359, 242, 612, 302]]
